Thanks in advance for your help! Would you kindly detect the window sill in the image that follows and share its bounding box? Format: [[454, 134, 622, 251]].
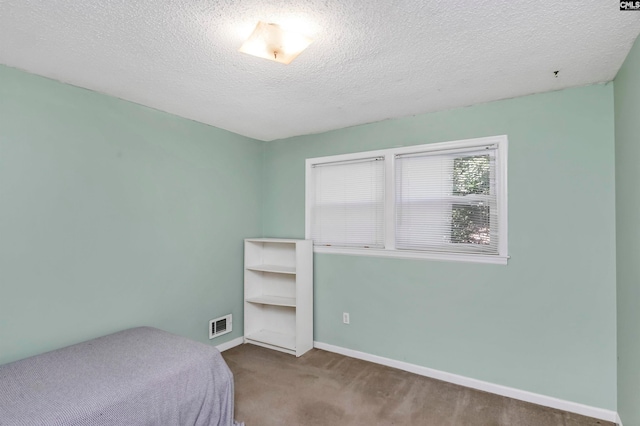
[[313, 246, 509, 265]]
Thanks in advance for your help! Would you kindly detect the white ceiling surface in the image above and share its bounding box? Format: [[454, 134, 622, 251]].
[[1, 1, 639, 141]]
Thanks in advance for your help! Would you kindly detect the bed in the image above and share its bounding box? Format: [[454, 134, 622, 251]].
[[0, 327, 241, 426]]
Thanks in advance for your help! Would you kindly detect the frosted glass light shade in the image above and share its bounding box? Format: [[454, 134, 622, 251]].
[[239, 21, 313, 65]]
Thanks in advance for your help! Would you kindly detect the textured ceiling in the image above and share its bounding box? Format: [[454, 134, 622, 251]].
[[1, 1, 639, 141]]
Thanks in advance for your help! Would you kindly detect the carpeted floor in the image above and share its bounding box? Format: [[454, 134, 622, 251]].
[[222, 344, 613, 426]]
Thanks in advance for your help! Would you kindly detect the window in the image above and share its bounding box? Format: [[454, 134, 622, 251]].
[[305, 136, 508, 264], [395, 149, 498, 254], [309, 157, 385, 248]]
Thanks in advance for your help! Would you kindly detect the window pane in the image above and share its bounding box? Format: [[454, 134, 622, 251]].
[[451, 204, 490, 245], [396, 149, 498, 254], [453, 155, 490, 195], [310, 158, 385, 248]]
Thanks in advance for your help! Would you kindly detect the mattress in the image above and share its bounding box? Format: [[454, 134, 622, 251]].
[[0, 327, 237, 426]]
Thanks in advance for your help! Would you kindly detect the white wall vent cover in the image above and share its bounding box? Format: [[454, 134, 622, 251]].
[[209, 314, 232, 339]]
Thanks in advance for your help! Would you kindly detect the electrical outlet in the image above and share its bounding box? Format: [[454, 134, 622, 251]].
[[343, 312, 350, 324]]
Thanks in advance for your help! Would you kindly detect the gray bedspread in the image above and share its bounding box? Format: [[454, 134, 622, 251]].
[[0, 327, 238, 426]]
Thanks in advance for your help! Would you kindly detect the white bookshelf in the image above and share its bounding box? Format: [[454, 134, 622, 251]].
[[243, 238, 313, 357]]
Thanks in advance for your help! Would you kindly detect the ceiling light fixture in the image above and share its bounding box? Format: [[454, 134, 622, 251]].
[[239, 21, 313, 65]]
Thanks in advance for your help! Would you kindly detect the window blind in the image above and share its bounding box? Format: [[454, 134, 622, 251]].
[[395, 147, 498, 254], [310, 157, 385, 248]]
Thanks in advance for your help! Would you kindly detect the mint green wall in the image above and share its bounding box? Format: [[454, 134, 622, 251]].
[[263, 85, 617, 410], [615, 35, 640, 426], [0, 65, 262, 365]]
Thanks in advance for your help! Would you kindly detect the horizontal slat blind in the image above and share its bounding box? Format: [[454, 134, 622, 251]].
[[395, 147, 498, 254], [310, 157, 385, 248]]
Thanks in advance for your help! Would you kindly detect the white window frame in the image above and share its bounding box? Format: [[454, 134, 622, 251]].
[[305, 135, 509, 265]]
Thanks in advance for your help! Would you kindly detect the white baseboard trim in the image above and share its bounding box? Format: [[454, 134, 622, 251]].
[[216, 336, 244, 352], [314, 341, 619, 424]]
